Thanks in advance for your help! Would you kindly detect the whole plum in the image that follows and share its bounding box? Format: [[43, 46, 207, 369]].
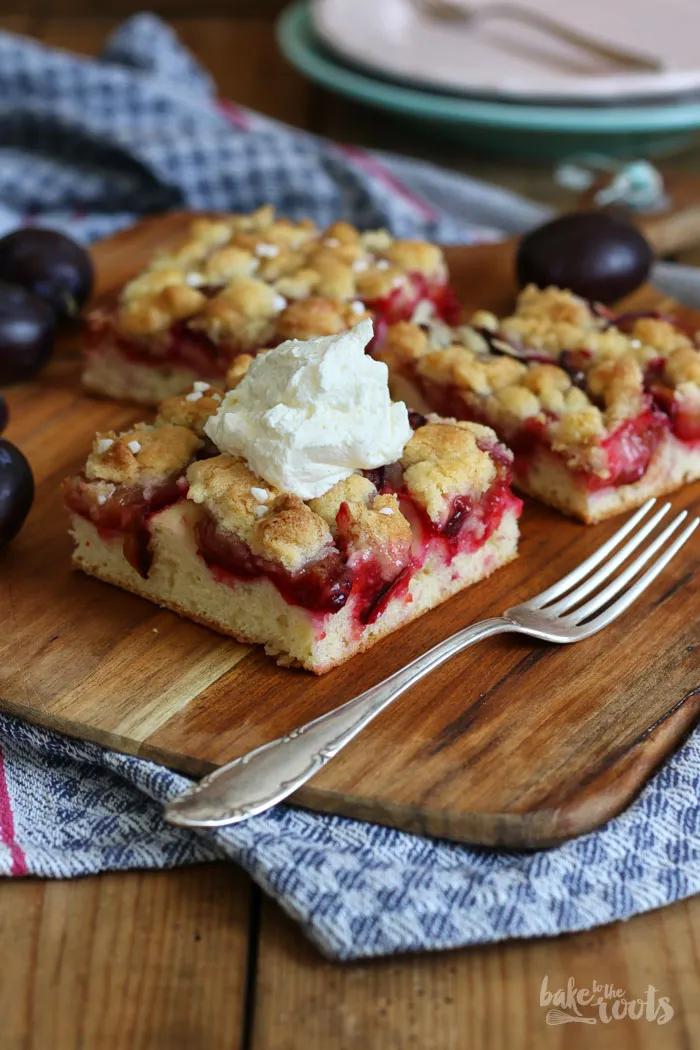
[[0, 228, 93, 321], [517, 212, 653, 304], [0, 282, 56, 383], [0, 438, 34, 547]]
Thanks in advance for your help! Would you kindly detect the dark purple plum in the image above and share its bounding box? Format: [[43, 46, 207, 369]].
[[516, 212, 653, 304], [0, 439, 33, 547], [0, 228, 93, 320], [0, 282, 55, 383], [0, 395, 7, 433]]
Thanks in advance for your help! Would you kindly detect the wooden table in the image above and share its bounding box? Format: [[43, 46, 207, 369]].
[[2, 11, 700, 1049]]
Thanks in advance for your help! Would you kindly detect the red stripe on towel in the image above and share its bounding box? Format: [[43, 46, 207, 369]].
[[337, 144, 437, 222], [0, 749, 27, 876], [217, 98, 252, 130]]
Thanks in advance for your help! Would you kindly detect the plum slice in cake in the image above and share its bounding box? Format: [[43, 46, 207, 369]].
[[66, 323, 520, 673], [380, 285, 700, 523], [83, 205, 459, 405]]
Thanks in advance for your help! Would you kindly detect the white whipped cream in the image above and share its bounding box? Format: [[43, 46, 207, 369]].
[[204, 319, 412, 500]]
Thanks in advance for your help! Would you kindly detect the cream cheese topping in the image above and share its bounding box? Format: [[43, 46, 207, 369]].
[[204, 319, 412, 499]]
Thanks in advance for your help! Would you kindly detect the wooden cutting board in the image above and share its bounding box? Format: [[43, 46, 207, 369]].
[[1, 213, 699, 848]]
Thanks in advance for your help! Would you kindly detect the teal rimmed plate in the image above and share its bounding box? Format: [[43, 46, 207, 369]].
[[277, 1, 700, 159]]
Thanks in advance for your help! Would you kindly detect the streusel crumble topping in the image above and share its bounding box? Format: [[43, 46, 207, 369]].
[[85, 423, 202, 484], [113, 207, 447, 346], [382, 285, 700, 477], [75, 402, 508, 577]]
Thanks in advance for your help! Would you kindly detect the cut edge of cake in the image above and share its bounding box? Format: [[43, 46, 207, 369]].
[[83, 341, 204, 405], [68, 499, 519, 674]]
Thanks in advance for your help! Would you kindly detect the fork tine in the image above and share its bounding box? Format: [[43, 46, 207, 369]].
[[565, 510, 688, 623], [546, 502, 672, 614], [574, 516, 699, 636], [529, 498, 657, 608]]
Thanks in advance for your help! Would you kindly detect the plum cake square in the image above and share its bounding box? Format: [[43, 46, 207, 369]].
[[66, 323, 520, 673], [83, 205, 458, 405], [380, 285, 700, 523]]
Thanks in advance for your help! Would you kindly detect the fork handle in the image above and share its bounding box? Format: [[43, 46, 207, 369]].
[[165, 616, 514, 828], [423, 1, 662, 73], [483, 4, 663, 72]]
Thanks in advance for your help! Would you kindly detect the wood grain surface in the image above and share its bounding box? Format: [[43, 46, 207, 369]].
[[1, 15, 700, 1050], [2, 862, 700, 1050], [252, 893, 700, 1050], [1, 212, 699, 848], [0, 864, 252, 1050]]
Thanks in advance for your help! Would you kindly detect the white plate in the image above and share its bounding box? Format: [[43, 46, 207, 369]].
[[312, 0, 700, 103]]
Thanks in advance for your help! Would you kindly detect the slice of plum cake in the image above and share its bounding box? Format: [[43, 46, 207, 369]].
[[66, 337, 520, 673], [380, 285, 700, 522], [83, 205, 459, 405]]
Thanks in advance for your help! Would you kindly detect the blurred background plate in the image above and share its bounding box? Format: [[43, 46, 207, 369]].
[[278, 1, 700, 159], [313, 0, 700, 104]]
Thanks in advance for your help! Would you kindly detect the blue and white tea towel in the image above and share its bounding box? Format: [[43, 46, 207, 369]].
[[0, 13, 547, 244], [2, 712, 700, 961], [0, 14, 698, 961]]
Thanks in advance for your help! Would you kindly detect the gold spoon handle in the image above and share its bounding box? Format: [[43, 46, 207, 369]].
[[416, 0, 663, 72]]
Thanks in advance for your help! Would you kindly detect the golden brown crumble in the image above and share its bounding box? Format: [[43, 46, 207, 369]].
[[323, 220, 360, 246], [189, 277, 281, 348], [664, 345, 700, 387], [187, 454, 279, 542], [587, 356, 645, 427], [85, 423, 201, 484], [118, 281, 205, 338], [110, 208, 446, 354], [401, 421, 497, 523], [383, 240, 443, 278], [254, 495, 335, 573], [382, 320, 430, 362], [305, 247, 356, 298], [308, 474, 376, 528], [275, 298, 368, 343], [225, 353, 255, 389], [383, 284, 700, 474], [204, 246, 258, 283], [354, 265, 403, 301], [499, 285, 594, 354], [185, 456, 414, 571], [549, 409, 606, 473], [339, 492, 412, 567], [631, 317, 691, 356], [309, 478, 412, 563], [157, 383, 224, 436], [185, 455, 333, 572], [274, 267, 320, 300]]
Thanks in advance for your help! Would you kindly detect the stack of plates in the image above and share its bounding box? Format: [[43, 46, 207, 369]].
[[277, 0, 700, 158]]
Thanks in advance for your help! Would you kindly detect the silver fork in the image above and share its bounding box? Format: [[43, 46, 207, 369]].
[[165, 498, 697, 829], [413, 1, 663, 73]]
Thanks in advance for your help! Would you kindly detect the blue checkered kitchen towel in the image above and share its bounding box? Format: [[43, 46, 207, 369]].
[[0, 14, 699, 961]]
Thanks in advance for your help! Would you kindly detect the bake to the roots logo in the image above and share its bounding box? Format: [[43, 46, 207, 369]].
[[540, 976, 674, 1026]]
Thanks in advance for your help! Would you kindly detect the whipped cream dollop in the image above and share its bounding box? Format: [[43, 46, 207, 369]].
[[204, 319, 412, 500]]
